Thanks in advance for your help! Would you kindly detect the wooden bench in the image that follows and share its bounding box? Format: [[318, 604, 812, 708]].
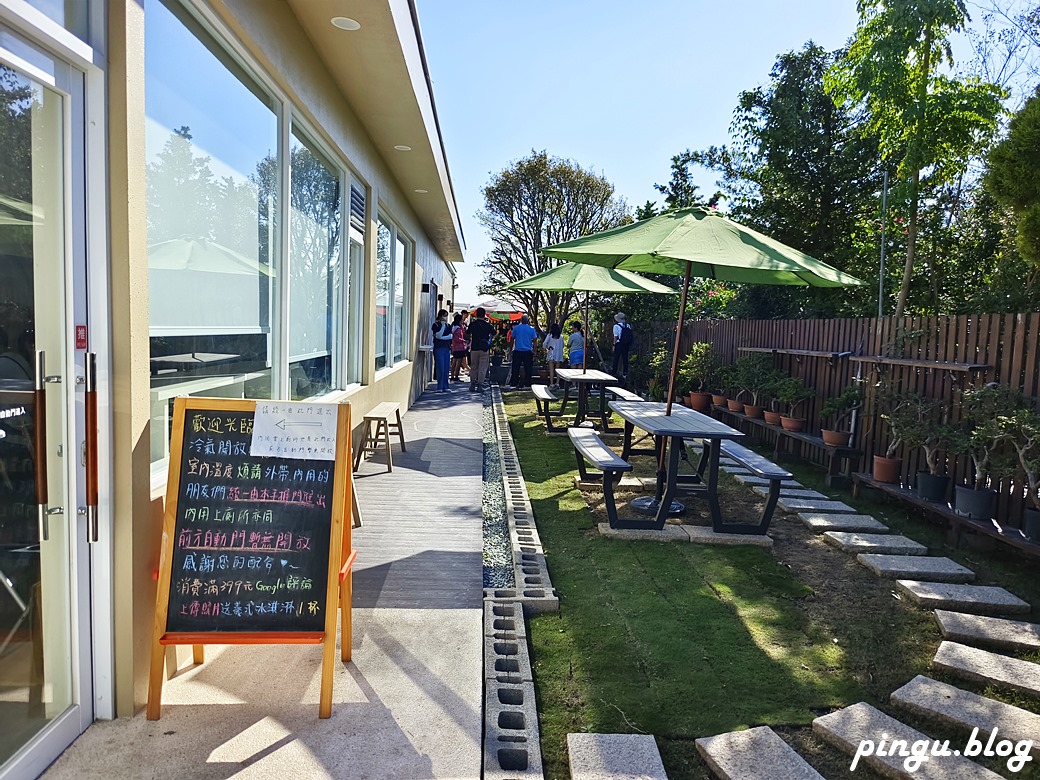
[[353, 402, 406, 473], [532, 384, 562, 432], [851, 472, 1040, 560], [718, 440, 793, 534], [606, 386, 643, 402], [569, 427, 633, 528]]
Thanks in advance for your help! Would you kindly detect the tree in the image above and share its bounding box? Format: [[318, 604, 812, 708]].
[[985, 85, 1040, 265], [478, 150, 629, 328], [826, 0, 1006, 317]]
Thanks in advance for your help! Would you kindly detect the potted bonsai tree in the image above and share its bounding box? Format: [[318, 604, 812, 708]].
[[898, 396, 954, 502], [678, 342, 716, 412], [716, 363, 744, 412], [819, 380, 863, 447], [762, 372, 786, 425], [774, 375, 814, 432], [1001, 407, 1040, 542], [873, 390, 918, 483], [733, 353, 775, 418], [948, 383, 1023, 518]]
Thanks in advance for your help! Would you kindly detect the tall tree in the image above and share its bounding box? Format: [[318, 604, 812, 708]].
[[985, 85, 1040, 266], [478, 150, 629, 328], [826, 0, 1005, 316]]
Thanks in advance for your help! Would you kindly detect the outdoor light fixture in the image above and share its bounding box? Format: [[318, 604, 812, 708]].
[[330, 16, 361, 30], [394, 145, 412, 151], [414, 188, 428, 194]]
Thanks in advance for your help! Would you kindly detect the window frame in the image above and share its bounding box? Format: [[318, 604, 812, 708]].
[[374, 213, 413, 371]]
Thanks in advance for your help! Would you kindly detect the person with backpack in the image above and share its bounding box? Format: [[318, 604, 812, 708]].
[[612, 312, 633, 380]]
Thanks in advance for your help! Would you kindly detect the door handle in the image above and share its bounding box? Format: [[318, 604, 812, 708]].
[[34, 350, 49, 541], [84, 352, 99, 543]]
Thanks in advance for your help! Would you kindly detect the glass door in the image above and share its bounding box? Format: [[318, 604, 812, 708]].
[[0, 37, 92, 777]]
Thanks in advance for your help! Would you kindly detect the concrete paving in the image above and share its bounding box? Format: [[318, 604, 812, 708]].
[[777, 497, 857, 513], [932, 640, 1040, 697], [891, 675, 1040, 757], [597, 523, 773, 547], [44, 390, 486, 780], [934, 610, 1040, 652], [797, 512, 889, 533], [856, 554, 975, 583], [751, 486, 829, 500], [896, 581, 1031, 615], [567, 733, 667, 780], [695, 726, 825, 780], [731, 474, 801, 488], [813, 702, 1004, 779], [823, 531, 927, 555]]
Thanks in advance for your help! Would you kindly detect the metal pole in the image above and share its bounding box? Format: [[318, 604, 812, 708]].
[[665, 261, 693, 416], [878, 169, 888, 319]]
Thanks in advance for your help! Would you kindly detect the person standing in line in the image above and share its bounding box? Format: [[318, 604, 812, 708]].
[[467, 307, 495, 392], [431, 309, 453, 392], [543, 323, 564, 389], [506, 314, 536, 389], [611, 312, 633, 382], [567, 321, 585, 367], [460, 310, 472, 378], [449, 313, 467, 381]]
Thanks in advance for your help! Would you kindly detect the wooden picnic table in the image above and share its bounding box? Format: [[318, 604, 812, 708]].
[[556, 368, 617, 428]]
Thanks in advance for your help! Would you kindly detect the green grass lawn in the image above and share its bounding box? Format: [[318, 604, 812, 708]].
[[505, 397, 865, 778]]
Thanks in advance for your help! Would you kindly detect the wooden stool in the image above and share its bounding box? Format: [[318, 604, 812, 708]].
[[353, 402, 406, 473]]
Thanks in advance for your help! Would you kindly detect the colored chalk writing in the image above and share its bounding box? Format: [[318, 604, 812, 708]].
[[165, 409, 333, 634]]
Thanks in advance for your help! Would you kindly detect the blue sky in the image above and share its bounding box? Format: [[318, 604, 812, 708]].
[[419, 0, 864, 304]]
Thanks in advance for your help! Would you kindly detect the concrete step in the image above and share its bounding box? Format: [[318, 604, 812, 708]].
[[752, 486, 829, 500], [813, 701, 1004, 778], [778, 497, 858, 513], [798, 513, 890, 533], [695, 726, 824, 780], [732, 473, 802, 488], [823, 532, 927, 556], [934, 610, 1040, 653], [566, 733, 666, 780], [933, 640, 1040, 697], [896, 581, 1031, 616], [856, 554, 975, 583], [891, 675, 1040, 758]]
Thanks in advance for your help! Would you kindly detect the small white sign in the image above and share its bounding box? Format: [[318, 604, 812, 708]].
[[250, 401, 338, 461]]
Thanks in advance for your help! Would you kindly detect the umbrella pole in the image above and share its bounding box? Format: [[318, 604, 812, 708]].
[[664, 261, 692, 416], [582, 292, 589, 374]]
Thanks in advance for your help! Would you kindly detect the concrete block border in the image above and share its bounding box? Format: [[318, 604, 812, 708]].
[[482, 387, 556, 778]]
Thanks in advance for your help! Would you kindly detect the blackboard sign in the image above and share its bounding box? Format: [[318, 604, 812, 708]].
[[148, 396, 354, 720], [166, 407, 334, 634]]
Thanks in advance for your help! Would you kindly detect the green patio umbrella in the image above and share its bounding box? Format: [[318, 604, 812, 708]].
[[541, 206, 865, 410], [502, 263, 676, 372]]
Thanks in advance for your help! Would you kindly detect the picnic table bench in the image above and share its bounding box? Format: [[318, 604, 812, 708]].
[[718, 440, 792, 534], [532, 384, 562, 432], [569, 427, 633, 528]]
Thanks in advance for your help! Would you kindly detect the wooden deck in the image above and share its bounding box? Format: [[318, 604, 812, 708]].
[[352, 389, 486, 609]]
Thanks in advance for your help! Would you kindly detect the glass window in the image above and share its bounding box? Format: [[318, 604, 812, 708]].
[[393, 233, 407, 363], [21, 0, 89, 41], [375, 220, 390, 370], [288, 124, 340, 400], [345, 235, 364, 383], [145, 0, 279, 463]]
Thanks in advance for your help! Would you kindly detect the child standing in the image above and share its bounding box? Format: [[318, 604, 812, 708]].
[[543, 323, 564, 388]]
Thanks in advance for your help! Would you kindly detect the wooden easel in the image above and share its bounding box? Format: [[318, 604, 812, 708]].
[[146, 398, 356, 719]]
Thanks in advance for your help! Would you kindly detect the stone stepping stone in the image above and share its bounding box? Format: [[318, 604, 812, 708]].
[[695, 726, 824, 780], [824, 532, 927, 556], [720, 465, 752, 475], [778, 497, 857, 513], [933, 640, 1040, 697], [567, 733, 667, 780], [732, 473, 801, 488], [934, 610, 1040, 653], [752, 486, 828, 500], [798, 512, 889, 533], [891, 675, 1040, 758], [857, 554, 975, 583], [896, 581, 1031, 616], [813, 701, 1004, 779]]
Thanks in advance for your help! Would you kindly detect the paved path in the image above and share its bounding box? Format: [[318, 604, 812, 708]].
[[43, 389, 486, 780]]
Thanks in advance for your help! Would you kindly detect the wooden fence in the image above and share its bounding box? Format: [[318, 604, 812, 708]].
[[633, 314, 1040, 530]]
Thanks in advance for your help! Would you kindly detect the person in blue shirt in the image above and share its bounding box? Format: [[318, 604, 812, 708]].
[[431, 309, 453, 392], [506, 314, 537, 389]]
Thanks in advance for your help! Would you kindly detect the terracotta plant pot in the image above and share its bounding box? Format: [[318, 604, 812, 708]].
[[743, 404, 763, 419], [872, 455, 901, 484], [711, 393, 727, 407], [762, 410, 782, 426], [821, 429, 852, 447], [726, 398, 744, 413], [779, 415, 805, 432], [688, 392, 712, 413]]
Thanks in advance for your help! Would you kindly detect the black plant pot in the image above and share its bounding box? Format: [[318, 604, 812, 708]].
[[490, 354, 504, 367], [1023, 508, 1040, 544], [916, 472, 950, 503], [490, 364, 509, 385], [954, 485, 997, 520]]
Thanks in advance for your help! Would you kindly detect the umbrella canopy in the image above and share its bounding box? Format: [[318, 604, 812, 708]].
[[502, 263, 677, 294], [542, 206, 864, 413], [503, 263, 676, 372], [541, 206, 865, 288]]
